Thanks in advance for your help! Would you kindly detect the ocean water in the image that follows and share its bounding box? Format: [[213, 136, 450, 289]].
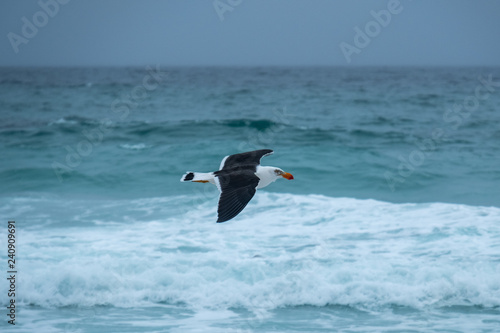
[[1, 67, 500, 332]]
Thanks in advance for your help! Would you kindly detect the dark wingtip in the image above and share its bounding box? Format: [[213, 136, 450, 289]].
[[183, 172, 194, 181]]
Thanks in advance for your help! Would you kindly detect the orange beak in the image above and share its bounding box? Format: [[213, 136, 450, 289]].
[[282, 172, 294, 180]]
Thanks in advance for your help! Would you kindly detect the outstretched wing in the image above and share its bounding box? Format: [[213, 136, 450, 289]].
[[215, 170, 259, 223], [219, 149, 273, 170]]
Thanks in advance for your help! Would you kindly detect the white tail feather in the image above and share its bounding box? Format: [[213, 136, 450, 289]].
[[180, 172, 215, 183]]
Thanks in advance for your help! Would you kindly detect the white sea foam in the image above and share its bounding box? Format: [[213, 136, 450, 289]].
[[2, 193, 499, 312], [48, 118, 78, 126], [119, 143, 150, 150]]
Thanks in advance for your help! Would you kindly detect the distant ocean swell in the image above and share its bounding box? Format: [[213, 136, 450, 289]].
[[383, 73, 500, 191], [5, 115, 406, 188], [5, 115, 418, 145], [2, 112, 498, 204]]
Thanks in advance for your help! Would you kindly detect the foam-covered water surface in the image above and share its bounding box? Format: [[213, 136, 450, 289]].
[[1, 193, 499, 332]]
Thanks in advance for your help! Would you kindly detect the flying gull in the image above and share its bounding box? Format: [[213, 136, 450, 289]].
[[180, 149, 294, 223]]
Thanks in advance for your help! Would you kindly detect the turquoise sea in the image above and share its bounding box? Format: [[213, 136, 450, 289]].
[[1, 67, 500, 332]]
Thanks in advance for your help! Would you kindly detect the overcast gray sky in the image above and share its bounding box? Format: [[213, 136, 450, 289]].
[[1, 0, 499, 67]]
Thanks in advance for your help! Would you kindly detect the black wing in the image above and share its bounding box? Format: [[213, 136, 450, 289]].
[[216, 170, 259, 223], [219, 149, 273, 170]]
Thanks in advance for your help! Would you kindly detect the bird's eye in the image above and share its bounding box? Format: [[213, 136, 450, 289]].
[[275, 169, 283, 175]]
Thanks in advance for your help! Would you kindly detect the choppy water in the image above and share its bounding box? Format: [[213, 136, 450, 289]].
[[1, 67, 499, 332]]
